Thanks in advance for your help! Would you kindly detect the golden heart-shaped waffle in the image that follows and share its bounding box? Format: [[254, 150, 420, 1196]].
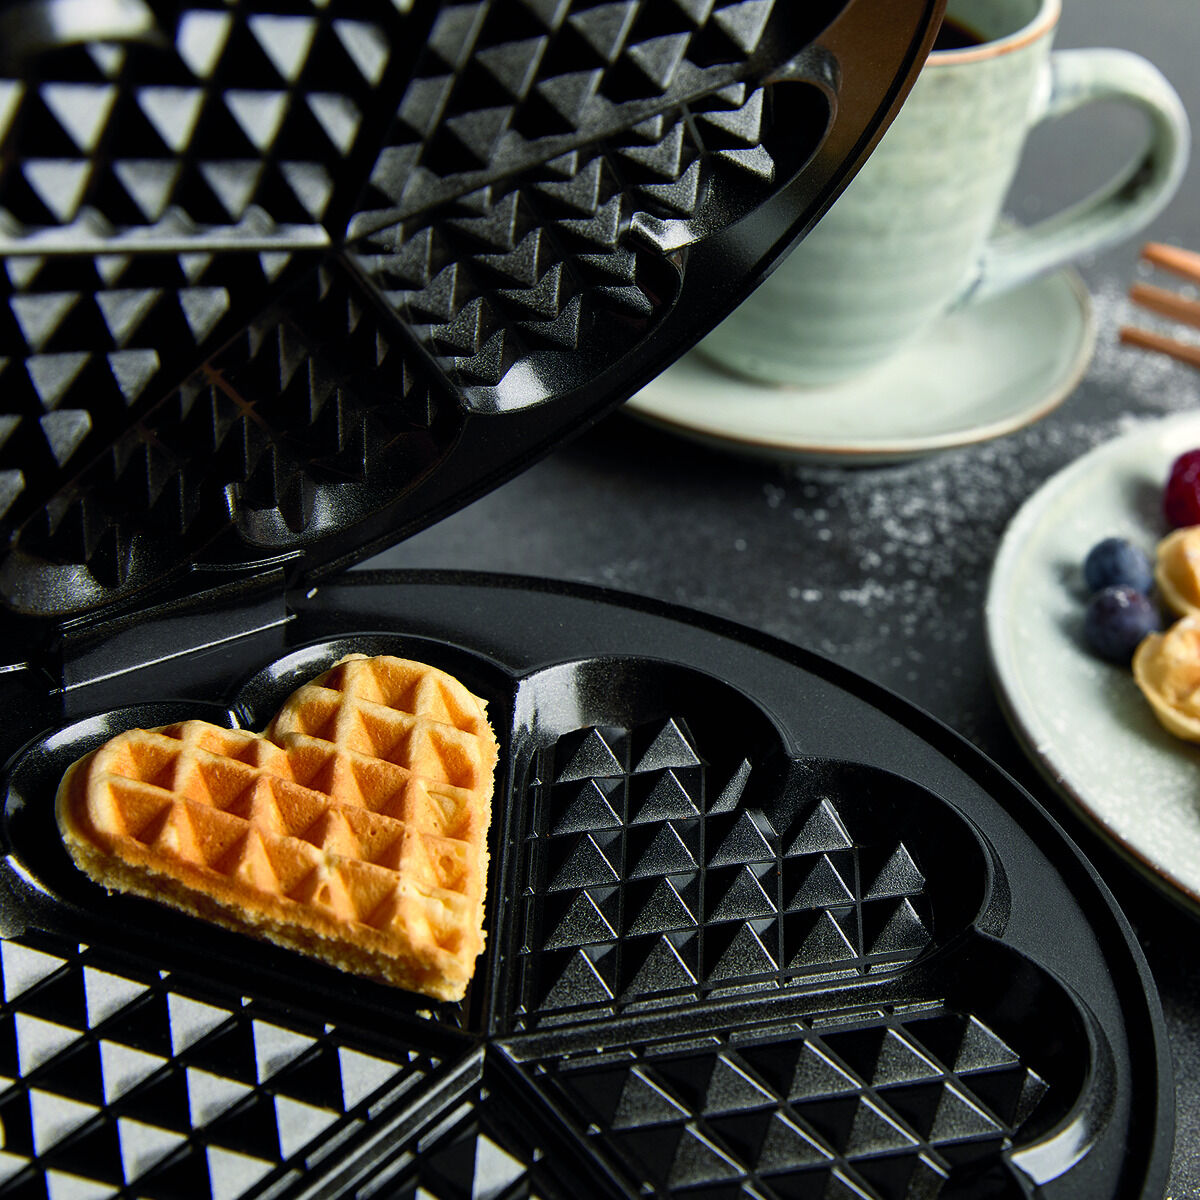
[[55, 654, 499, 1002]]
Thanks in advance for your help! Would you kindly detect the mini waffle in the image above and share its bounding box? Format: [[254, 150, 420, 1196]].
[[55, 654, 498, 1002]]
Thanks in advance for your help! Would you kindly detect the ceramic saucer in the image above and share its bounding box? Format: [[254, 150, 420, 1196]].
[[987, 411, 1200, 914], [625, 266, 1095, 465]]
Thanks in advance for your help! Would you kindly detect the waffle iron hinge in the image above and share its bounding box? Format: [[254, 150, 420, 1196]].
[[48, 558, 297, 695]]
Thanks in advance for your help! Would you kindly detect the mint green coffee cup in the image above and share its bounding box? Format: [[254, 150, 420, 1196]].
[[700, 0, 1189, 388]]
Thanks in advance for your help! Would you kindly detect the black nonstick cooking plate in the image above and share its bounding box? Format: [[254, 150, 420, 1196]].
[[0, 573, 1173, 1200]]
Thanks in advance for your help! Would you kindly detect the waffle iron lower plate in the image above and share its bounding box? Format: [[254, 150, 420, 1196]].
[[0, 572, 1172, 1200]]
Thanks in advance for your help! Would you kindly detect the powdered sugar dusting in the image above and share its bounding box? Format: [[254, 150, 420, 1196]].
[[753, 276, 1200, 741], [367, 274, 1200, 748]]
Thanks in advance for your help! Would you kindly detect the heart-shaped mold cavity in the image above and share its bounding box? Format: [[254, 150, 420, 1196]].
[[518, 940, 1104, 1200], [1, 636, 516, 1030], [497, 658, 994, 1032]]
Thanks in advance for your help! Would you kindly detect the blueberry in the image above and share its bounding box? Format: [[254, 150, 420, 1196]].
[[1083, 586, 1161, 663], [1083, 537, 1154, 595]]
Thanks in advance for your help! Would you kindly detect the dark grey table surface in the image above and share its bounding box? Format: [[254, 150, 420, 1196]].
[[364, 4, 1200, 1195]]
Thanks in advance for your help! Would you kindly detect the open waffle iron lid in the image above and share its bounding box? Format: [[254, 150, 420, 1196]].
[[0, 0, 946, 666]]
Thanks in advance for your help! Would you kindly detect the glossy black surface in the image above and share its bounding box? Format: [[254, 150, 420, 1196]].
[[360, 7, 1200, 1192], [0, 0, 942, 635], [0, 577, 1173, 1198], [0, 1, 1190, 1195]]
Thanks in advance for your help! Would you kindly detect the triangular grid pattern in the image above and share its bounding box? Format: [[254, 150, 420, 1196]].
[[0, 249, 262, 532], [510, 715, 934, 1030], [1, 257, 460, 617], [534, 1003, 1050, 1199], [0, 932, 443, 1200], [0, 2, 408, 254], [0, 0, 844, 619], [349, 71, 795, 392], [350, 0, 805, 226], [368, 1053, 609, 1200]]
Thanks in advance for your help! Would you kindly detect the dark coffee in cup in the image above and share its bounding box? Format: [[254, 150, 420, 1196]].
[[698, 0, 1189, 387], [933, 17, 986, 51]]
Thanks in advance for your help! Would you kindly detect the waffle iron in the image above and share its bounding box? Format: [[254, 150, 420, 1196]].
[[0, 3, 1175, 1199]]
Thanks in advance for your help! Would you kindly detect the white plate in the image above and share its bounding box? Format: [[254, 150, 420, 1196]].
[[987, 411, 1200, 910], [626, 267, 1095, 464]]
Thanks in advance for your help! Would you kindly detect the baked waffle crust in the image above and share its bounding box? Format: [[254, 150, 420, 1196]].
[[55, 655, 499, 1002]]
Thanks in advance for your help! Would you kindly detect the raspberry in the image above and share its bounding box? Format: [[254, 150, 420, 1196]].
[[1164, 449, 1200, 528]]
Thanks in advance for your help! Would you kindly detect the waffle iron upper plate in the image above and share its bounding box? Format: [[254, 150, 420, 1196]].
[[0, 0, 942, 648]]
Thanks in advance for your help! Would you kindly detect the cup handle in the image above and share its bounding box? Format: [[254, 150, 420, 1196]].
[[965, 48, 1190, 305]]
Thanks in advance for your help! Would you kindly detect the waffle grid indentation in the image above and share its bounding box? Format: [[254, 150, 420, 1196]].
[[2, 259, 457, 611], [354, 87, 767, 388], [353, 78, 794, 388], [343, 0, 854, 393], [82, 655, 492, 956], [537, 1006, 1048, 1199], [0, 3, 402, 252], [0, 933, 440, 1200], [353, 0, 798, 223], [514, 720, 934, 1029]]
